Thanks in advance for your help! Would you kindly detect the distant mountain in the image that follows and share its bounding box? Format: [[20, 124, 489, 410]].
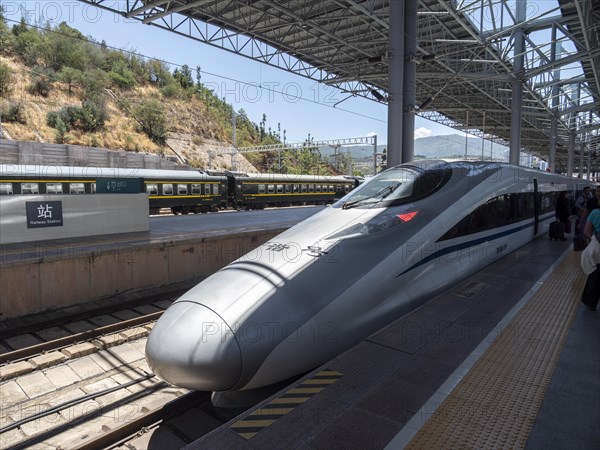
[[414, 134, 507, 160], [319, 134, 508, 161]]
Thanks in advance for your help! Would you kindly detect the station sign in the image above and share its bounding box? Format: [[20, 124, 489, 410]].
[[26, 201, 63, 228], [96, 178, 144, 194]]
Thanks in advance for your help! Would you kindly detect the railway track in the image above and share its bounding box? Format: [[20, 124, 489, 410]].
[[0, 288, 247, 449]]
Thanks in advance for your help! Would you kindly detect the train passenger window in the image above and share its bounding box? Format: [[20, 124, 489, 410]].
[[162, 184, 174, 195], [277, 185, 283, 193], [191, 184, 202, 194], [213, 184, 219, 195], [308, 185, 315, 192], [204, 184, 211, 195], [301, 184, 307, 193], [146, 184, 158, 195], [293, 184, 299, 192], [22, 183, 39, 194], [178, 184, 188, 195], [268, 185, 275, 194], [46, 183, 63, 194], [22, 183, 40, 194], [258, 184, 266, 194], [91, 183, 96, 194], [329, 185, 334, 192], [0, 183, 13, 195], [69, 183, 85, 194], [316, 185, 321, 192], [285, 185, 291, 193]]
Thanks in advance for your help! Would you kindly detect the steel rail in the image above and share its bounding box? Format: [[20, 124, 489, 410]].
[[0, 311, 163, 365]]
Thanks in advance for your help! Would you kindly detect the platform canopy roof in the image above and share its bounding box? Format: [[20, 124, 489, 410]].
[[81, 0, 600, 168]]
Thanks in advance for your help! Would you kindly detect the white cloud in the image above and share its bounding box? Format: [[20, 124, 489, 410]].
[[414, 127, 432, 139]]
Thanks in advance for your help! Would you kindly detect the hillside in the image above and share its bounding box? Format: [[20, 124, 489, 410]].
[[0, 17, 336, 174]]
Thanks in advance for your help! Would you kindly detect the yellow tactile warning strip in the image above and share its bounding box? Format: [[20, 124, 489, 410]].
[[229, 370, 343, 440], [405, 251, 586, 449]]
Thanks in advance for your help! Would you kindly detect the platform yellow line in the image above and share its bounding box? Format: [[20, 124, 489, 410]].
[[406, 251, 586, 449]]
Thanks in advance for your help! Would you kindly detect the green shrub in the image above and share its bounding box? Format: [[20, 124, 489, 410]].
[[54, 117, 68, 143], [46, 101, 106, 132], [0, 62, 12, 96], [3, 102, 26, 123], [29, 71, 53, 97], [109, 60, 137, 88], [135, 99, 167, 145]]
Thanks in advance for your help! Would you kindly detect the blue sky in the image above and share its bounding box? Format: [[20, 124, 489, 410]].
[[2, 0, 457, 145], [1, 0, 566, 147]]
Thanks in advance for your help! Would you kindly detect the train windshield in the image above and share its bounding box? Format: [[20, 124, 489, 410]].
[[336, 166, 448, 209]]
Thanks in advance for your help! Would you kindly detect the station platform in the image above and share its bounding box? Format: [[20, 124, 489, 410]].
[[0, 207, 323, 319], [187, 237, 599, 449]]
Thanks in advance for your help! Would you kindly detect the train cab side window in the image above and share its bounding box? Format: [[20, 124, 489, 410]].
[[212, 184, 219, 195], [258, 184, 266, 194], [69, 183, 85, 194], [46, 183, 63, 194], [277, 185, 283, 193], [0, 183, 13, 195], [178, 184, 188, 195], [268, 184, 275, 194], [146, 184, 158, 195], [191, 184, 201, 194], [91, 183, 96, 194], [163, 184, 174, 195]]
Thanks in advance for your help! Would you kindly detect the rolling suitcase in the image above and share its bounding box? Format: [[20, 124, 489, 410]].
[[573, 234, 587, 251], [549, 220, 566, 241]]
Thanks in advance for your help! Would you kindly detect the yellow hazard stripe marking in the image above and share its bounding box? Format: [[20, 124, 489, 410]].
[[301, 378, 338, 384], [287, 387, 325, 394], [229, 369, 343, 440], [269, 397, 309, 404], [252, 407, 295, 415], [230, 419, 277, 428], [238, 432, 257, 439]]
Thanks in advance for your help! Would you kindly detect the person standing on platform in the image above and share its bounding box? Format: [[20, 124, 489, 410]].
[[555, 191, 571, 234], [578, 186, 600, 234], [575, 186, 592, 218], [580, 206, 600, 311]]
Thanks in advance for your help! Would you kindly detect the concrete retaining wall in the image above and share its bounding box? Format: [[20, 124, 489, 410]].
[[0, 229, 283, 319], [0, 194, 149, 244], [0, 139, 188, 169]]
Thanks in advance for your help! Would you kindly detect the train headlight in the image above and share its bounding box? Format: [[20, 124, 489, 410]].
[[326, 208, 419, 240]]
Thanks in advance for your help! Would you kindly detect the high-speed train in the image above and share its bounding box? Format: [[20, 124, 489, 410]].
[[146, 161, 579, 394]]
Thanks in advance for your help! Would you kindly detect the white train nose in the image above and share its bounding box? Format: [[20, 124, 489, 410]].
[[145, 302, 242, 391]]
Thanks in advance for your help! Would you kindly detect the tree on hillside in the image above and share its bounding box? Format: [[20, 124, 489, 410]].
[[148, 59, 171, 86], [11, 19, 46, 66], [59, 67, 84, 94], [44, 22, 89, 72], [82, 68, 109, 102], [173, 64, 193, 89], [108, 59, 137, 88]]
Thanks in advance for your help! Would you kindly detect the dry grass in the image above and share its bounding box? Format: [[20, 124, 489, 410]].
[[1, 56, 257, 170]]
